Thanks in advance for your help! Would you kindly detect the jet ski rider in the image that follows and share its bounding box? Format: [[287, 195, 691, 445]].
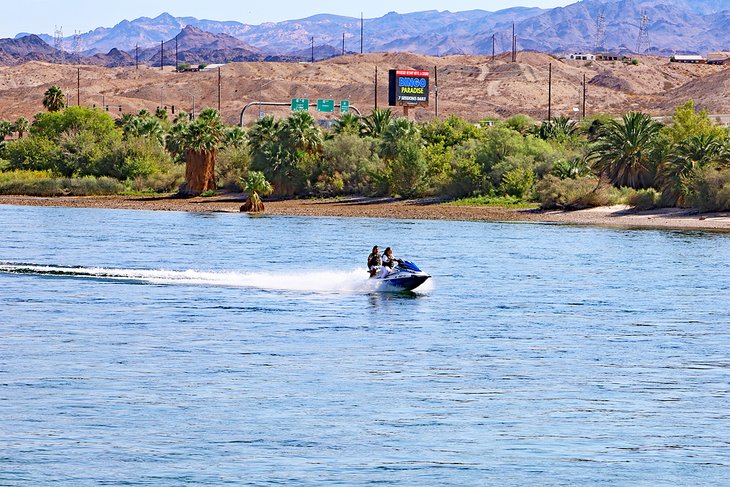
[[381, 247, 402, 276], [368, 245, 382, 277]]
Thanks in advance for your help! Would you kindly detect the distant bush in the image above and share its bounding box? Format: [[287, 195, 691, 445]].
[[0, 173, 123, 196], [535, 175, 612, 209], [216, 145, 251, 191], [686, 165, 730, 211], [627, 188, 662, 210]]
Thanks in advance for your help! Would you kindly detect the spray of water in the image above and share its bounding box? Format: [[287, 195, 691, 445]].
[[0, 262, 430, 294]]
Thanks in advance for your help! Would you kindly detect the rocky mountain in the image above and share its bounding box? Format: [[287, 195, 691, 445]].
[[2, 0, 728, 68], [0, 35, 61, 64]]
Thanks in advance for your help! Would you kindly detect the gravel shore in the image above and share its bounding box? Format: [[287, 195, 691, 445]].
[[1, 194, 728, 231]]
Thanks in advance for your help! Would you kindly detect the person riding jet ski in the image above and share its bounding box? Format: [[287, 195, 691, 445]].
[[367, 245, 382, 277]]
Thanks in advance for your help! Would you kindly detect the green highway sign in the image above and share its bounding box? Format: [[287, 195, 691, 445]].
[[291, 98, 309, 111], [317, 99, 335, 113], [340, 100, 350, 113]]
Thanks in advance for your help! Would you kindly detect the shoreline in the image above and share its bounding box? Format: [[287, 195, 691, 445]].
[[1, 194, 729, 232]]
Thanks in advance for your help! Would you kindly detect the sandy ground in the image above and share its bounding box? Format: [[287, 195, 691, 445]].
[[1, 194, 728, 232]]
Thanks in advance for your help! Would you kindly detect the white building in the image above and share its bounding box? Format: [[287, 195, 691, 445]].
[[567, 53, 596, 61]]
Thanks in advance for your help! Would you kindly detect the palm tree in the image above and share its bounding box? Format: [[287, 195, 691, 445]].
[[155, 107, 168, 121], [248, 115, 281, 154], [659, 133, 725, 206], [239, 171, 273, 212], [552, 156, 592, 179], [42, 85, 66, 112], [13, 117, 29, 138], [224, 126, 247, 149], [180, 107, 225, 195], [283, 111, 322, 154], [0, 120, 13, 141], [333, 113, 362, 136], [535, 115, 578, 141], [590, 112, 663, 189], [380, 117, 420, 160], [361, 108, 393, 138]]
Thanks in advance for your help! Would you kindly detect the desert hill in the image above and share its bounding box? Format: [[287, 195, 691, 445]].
[[0, 53, 726, 125]]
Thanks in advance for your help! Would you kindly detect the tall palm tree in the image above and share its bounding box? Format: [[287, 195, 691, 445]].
[[248, 115, 281, 154], [590, 112, 663, 189], [659, 133, 725, 206], [361, 108, 393, 138], [42, 85, 66, 112], [333, 113, 362, 136], [13, 117, 29, 138], [181, 107, 225, 195], [224, 126, 247, 149], [283, 111, 322, 154], [239, 171, 273, 212], [380, 117, 420, 160]]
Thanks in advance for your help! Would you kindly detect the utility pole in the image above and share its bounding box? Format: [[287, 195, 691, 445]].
[[175, 35, 178, 71], [77, 68, 80, 106], [434, 65, 439, 118], [311, 37, 314, 63], [492, 34, 496, 61], [135, 44, 139, 70], [342, 33, 345, 56], [360, 12, 364, 54], [582, 73, 587, 119], [218, 67, 222, 113], [374, 66, 378, 109], [512, 23, 516, 62], [548, 63, 552, 121], [160, 40, 164, 70]]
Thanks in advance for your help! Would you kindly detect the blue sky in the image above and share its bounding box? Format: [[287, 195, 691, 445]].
[[4, 0, 573, 38]]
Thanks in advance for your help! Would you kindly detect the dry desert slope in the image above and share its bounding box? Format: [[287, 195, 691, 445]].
[[0, 52, 727, 125]]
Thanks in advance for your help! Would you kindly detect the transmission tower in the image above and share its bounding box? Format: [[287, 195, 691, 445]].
[[636, 10, 650, 54], [594, 12, 606, 51], [73, 30, 81, 63], [54, 26, 65, 63]]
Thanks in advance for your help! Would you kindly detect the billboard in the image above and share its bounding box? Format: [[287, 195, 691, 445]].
[[388, 69, 430, 107]]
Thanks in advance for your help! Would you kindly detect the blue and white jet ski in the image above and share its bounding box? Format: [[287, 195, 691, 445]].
[[370, 260, 431, 292]]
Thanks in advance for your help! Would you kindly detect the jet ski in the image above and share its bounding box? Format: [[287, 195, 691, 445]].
[[370, 260, 431, 292]]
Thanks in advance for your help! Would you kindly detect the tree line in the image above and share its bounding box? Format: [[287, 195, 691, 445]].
[[0, 84, 728, 211]]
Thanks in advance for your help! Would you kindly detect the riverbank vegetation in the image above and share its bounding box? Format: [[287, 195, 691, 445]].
[[0, 87, 728, 211]]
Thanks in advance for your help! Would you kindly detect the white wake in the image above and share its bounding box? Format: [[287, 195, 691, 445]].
[[0, 262, 430, 294]]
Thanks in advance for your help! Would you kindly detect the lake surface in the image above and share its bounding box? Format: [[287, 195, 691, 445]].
[[1, 204, 729, 485]]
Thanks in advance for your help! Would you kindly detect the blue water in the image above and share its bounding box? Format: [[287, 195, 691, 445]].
[[1, 204, 729, 485]]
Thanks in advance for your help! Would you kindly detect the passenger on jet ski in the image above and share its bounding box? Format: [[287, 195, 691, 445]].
[[381, 247, 402, 277], [367, 245, 382, 277]]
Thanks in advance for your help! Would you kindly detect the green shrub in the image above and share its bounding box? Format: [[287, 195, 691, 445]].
[[447, 194, 535, 208], [499, 167, 535, 199], [313, 134, 380, 195], [687, 165, 730, 211], [31, 106, 118, 142], [96, 136, 174, 180], [627, 188, 661, 210], [535, 175, 611, 209], [216, 145, 251, 191], [127, 164, 185, 193], [503, 114, 536, 134], [388, 139, 427, 198], [0, 175, 123, 196], [3, 136, 61, 172]]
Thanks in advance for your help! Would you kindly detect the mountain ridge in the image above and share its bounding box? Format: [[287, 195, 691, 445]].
[[2, 0, 728, 67]]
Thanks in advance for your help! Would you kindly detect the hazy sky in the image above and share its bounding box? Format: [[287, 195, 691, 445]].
[[4, 0, 574, 38]]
